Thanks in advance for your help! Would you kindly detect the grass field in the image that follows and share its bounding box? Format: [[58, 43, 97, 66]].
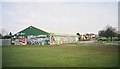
[[2, 45, 118, 67]]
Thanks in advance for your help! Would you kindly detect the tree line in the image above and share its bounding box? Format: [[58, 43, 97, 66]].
[[98, 25, 120, 41], [0, 32, 12, 39], [76, 25, 120, 41]]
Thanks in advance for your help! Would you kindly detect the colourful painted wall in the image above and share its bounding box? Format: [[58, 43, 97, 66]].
[[12, 26, 78, 45], [50, 34, 78, 45]]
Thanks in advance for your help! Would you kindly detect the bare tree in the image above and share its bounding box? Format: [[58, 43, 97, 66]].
[[1, 28, 9, 36]]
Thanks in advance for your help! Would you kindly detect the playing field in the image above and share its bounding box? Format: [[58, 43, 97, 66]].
[[2, 45, 118, 67]]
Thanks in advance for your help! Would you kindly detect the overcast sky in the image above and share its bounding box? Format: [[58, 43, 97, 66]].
[[1, 0, 119, 35]]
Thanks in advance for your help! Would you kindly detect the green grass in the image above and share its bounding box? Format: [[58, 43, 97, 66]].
[[0, 46, 2, 68], [2, 45, 118, 67]]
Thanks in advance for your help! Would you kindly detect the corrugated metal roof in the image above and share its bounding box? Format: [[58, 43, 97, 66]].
[[14, 26, 50, 37]]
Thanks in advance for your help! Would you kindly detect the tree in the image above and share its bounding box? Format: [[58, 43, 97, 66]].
[[98, 25, 117, 41], [105, 26, 117, 41], [76, 33, 81, 41], [1, 28, 8, 36], [9, 32, 12, 36], [98, 30, 106, 37], [0, 33, 2, 39], [117, 34, 120, 40], [117, 31, 120, 40], [2, 32, 13, 39], [76, 33, 80, 36]]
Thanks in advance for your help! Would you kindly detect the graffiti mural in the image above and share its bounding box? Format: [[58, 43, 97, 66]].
[[14, 38, 27, 45], [28, 37, 49, 45], [49, 35, 78, 45], [50, 36, 56, 45], [13, 35, 50, 45], [13, 34, 78, 45]]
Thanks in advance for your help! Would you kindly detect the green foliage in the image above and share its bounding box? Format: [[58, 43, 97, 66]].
[[97, 37, 119, 41]]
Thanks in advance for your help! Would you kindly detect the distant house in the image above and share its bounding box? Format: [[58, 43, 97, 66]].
[[78, 33, 97, 41], [13, 26, 78, 45]]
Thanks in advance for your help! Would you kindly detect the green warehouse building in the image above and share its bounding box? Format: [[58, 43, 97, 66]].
[[12, 26, 78, 45]]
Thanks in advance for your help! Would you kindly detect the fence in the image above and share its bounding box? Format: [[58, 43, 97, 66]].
[[0, 39, 11, 46]]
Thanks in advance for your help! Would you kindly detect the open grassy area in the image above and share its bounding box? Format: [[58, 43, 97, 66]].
[[2, 45, 118, 67]]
